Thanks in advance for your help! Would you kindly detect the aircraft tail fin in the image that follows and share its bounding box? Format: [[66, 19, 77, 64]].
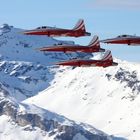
[[73, 19, 85, 31], [102, 50, 113, 61], [88, 35, 100, 49]]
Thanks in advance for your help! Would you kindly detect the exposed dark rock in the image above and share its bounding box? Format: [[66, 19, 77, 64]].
[[0, 24, 12, 34], [0, 94, 110, 140], [114, 68, 140, 93], [106, 68, 140, 100]]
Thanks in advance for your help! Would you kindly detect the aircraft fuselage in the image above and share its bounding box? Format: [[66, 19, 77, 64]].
[[56, 60, 118, 67], [101, 36, 140, 45], [39, 45, 105, 53], [23, 28, 91, 37]]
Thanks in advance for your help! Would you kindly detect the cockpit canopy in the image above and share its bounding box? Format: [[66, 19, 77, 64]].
[[117, 34, 136, 38], [117, 35, 129, 38], [36, 26, 57, 29]]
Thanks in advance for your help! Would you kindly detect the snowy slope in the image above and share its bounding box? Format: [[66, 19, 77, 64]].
[[25, 59, 140, 140], [0, 84, 112, 140]]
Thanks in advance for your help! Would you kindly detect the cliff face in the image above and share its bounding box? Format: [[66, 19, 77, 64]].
[[0, 87, 111, 140]]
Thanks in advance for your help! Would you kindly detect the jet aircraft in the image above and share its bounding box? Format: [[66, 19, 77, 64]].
[[55, 50, 118, 67], [38, 35, 105, 53], [22, 19, 91, 37], [101, 34, 140, 46]]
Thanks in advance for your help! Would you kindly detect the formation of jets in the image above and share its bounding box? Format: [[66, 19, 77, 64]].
[[22, 19, 140, 68]]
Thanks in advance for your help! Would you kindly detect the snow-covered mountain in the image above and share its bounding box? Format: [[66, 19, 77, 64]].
[[0, 87, 111, 140], [25, 60, 140, 140], [1, 23, 140, 140], [0, 24, 114, 140]]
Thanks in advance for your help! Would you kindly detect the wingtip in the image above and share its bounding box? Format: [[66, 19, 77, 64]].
[[54, 62, 62, 66], [34, 48, 42, 51]]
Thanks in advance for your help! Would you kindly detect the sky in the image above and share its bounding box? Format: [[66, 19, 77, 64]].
[[0, 0, 140, 62]]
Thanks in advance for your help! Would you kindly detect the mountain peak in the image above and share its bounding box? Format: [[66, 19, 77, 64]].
[[0, 24, 13, 34]]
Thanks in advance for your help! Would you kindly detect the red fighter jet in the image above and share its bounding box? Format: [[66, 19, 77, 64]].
[[38, 35, 105, 53], [101, 34, 140, 46], [22, 19, 91, 37], [55, 50, 118, 68]]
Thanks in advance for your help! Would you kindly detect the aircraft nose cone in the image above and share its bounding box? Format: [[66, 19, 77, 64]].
[[100, 39, 109, 43], [100, 39, 114, 44], [21, 29, 38, 35], [55, 62, 65, 66], [19, 31, 26, 34], [21, 30, 31, 35], [38, 47, 47, 51]]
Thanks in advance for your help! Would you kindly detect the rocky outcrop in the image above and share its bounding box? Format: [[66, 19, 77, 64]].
[[0, 94, 110, 140], [0, 24, 12, 35], [106, 67, 140, 100], [114, 68, 140, 91]]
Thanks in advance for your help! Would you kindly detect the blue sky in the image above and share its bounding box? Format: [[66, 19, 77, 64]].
[[0, 0, 140, 62]]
